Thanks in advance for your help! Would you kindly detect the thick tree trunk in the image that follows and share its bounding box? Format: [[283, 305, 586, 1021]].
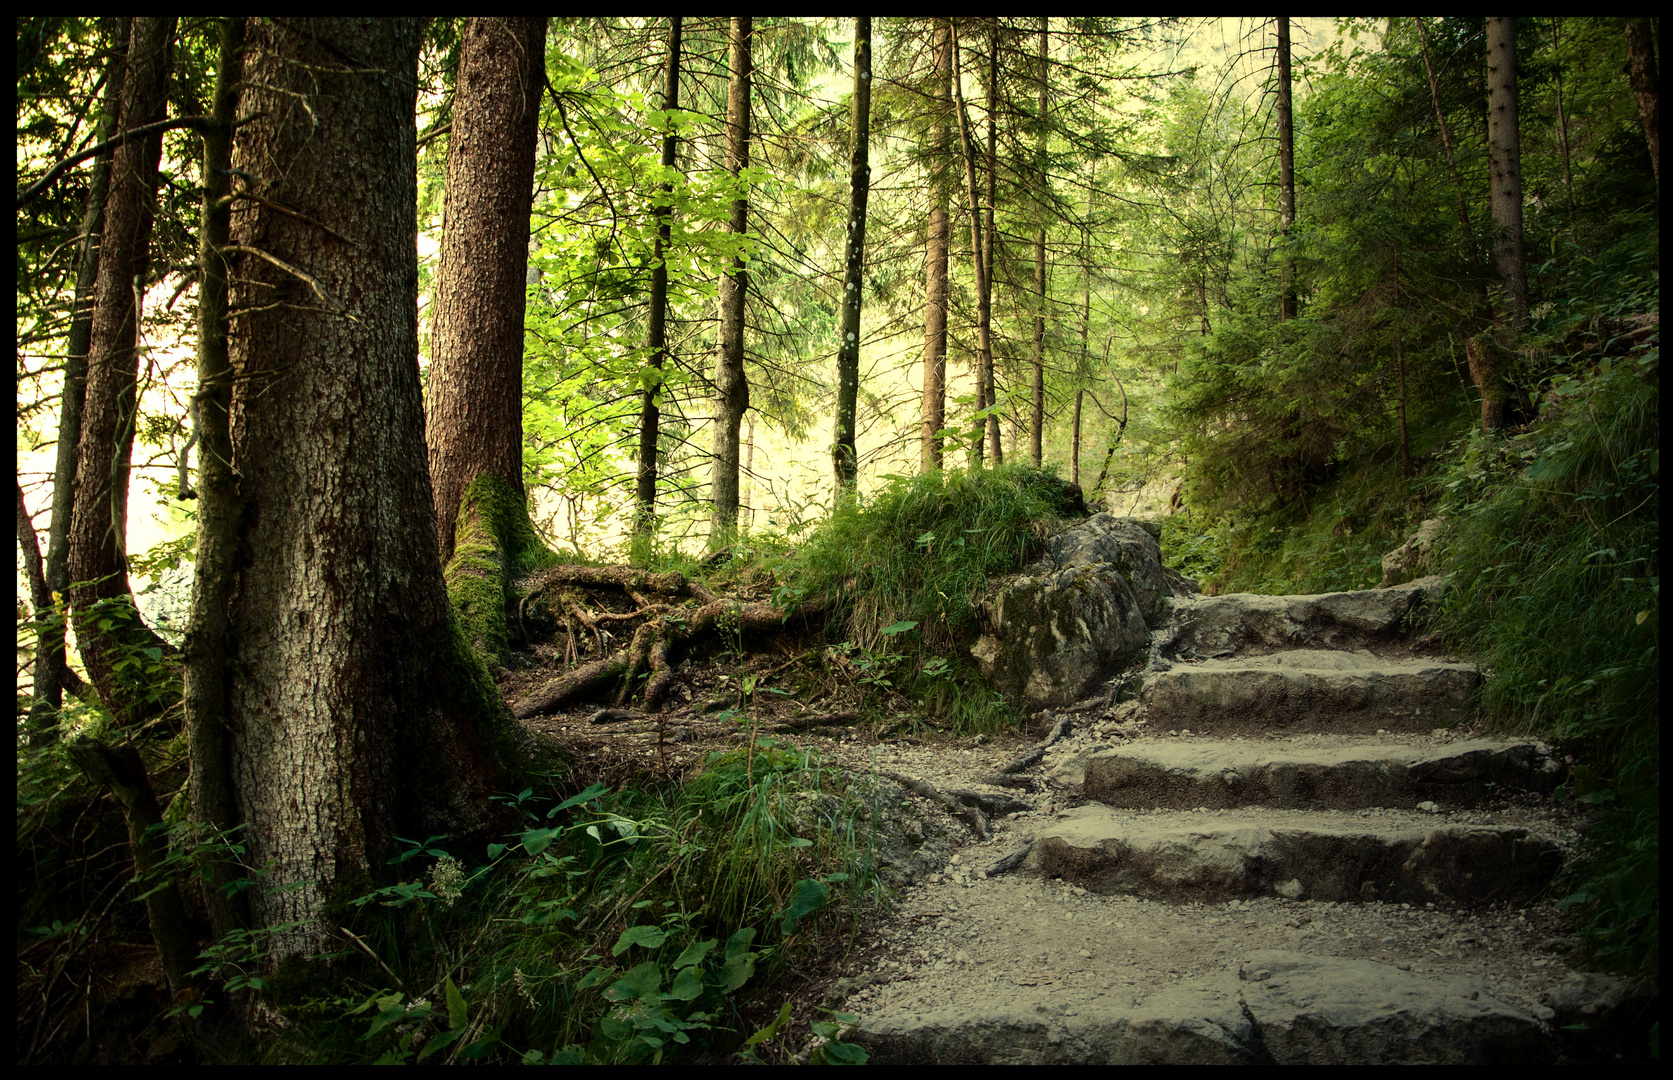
[[65, 16, 177, 723], [634, 18, 683, 549], [427, 17, 547, 566], [225, 17, 513, 958], [832, 16, 871, 495], [1625, 18, 1660, 188], [920, 19, 951, 473], [1486, 17, 1528, 334], [709, 17, 753, 548], [1277, 16, 1297, 323]]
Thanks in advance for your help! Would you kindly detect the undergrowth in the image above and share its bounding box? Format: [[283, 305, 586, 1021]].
[[1434, 349, 1659, 978]]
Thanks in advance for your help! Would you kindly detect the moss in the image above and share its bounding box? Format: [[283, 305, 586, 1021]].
[[444, 475, 558, 668]]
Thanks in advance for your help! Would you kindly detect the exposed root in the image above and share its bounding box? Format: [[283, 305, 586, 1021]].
[[511, 568, 831, 717]]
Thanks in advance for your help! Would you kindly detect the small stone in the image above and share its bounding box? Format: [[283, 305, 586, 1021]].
[[1395, 962, 1412, 971], [1250, 969, 1271, 982], [1416, 800, 1441, 813], [1381, 935, 1399, 944]]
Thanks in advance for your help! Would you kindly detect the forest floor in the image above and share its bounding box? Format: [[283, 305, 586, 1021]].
[[508, 634, 1608, 1062]]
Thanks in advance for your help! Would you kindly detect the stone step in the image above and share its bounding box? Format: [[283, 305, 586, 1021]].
[[853, 949, 1546, 1065], [1166, 577, 1443, 658], [1084, 737, 1565, 811], [1033, 805, 1562, 906], [1138, 649, 1480, 734]]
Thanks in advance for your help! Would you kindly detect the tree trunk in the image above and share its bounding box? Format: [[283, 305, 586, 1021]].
[[1276, 16, 1297, 323], [26, 19, 124, 741], [709, 17, 753, 549], [981, 22, 1002, 466], [1486, 16, 1528, 334], [634, 18, 683, 549], [65, 16, 177, 723], [832, 16, 871, 495], [182, 15, 248, 944], [1030, 17, 1048, 467], [424, 18, 549, 669], [427, 17, 547, 566], [1625, 18, 1659, 188], [920, 19, 951, 473], [224, 17, 514, 958], [951, 22, 996, 468]]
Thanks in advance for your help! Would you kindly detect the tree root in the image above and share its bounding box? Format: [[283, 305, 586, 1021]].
[[513, 590, 830, 717]]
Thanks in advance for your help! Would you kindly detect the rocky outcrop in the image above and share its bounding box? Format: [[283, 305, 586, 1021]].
[[1381, 518, 1446, 587], [971, 515, 1193, 711]]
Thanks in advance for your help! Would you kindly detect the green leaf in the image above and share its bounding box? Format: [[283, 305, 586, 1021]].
[[671, 938, 718, 969], [417, 1026, 464, 1061], [445, 976, 468, 1030], [520, 826, 562, 857], [605, 961, 663, 1002], [879, 620, 918, 636], [819, 1040, 869, 1065], [612, 924, 668, 955], [745, 1000, 794, 1046], [724, 926, 757, 961], [779, 878, 831, 935], [549, 782, 610, 817], [669, 966, 705, 1001]]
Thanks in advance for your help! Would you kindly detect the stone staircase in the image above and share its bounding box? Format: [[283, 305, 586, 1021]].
[[845, 578, 1599, 1064]]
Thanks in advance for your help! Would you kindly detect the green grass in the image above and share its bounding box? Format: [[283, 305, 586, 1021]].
[[1433, 351, 1658, 977], [784, 463, 1084, 652]]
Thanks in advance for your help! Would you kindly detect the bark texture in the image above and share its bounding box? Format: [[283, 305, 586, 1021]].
[[709, 16, 753, 548], [226, 17, 511, 957], [426, 16, 547, 566], [183, 16, 247, 942], [920, 19, 951, 473], [1486, 17, 1528, 332], [65, 16, 176, 721], [832, 16, 871, 494]]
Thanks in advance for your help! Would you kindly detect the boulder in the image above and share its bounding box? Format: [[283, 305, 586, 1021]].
[[1380, 518, 1446, 588], [972, 515, 1188, 711]]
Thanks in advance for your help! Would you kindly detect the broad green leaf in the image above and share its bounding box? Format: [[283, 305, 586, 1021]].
[[671, 938, 717, 969], [605, 961, 663, 1002], [779, 878, 830, 935], [612, 924, 667, 955]]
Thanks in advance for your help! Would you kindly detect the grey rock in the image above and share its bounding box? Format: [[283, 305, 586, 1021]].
[[1138, 649, 1480, 734], [1084, 738, 1566, 810], [1238, 950, 1544, 1063], [972, 565, 1150, 711], [1169, 578, 1444, 659], [1036, 805, 1562, 906], [855, 976, 1260, 1064], [1381, 518, 1447, 588]]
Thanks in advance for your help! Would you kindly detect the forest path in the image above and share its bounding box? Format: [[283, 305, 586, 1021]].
[[814, 580, 1617, 1065]]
